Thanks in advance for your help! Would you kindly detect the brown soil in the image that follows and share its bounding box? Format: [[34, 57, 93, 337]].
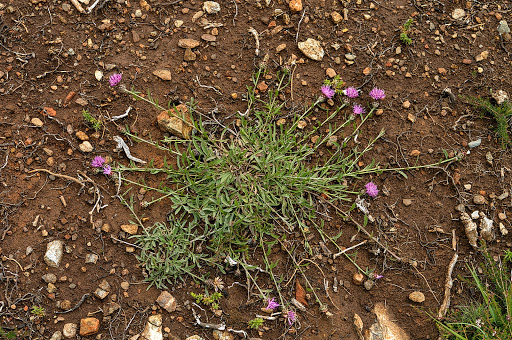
[[1, 0, 512, 339]]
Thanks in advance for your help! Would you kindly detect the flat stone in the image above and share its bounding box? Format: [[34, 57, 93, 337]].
[[44, 240, 64, 268], [184, 48, 197, 61], [94, 288, 109, 299], [75, 131, 89, 141], [276, 43, 286, 53], [408, 291, 425, 303], [178, 39, 200, 49], [140, 314, 163, 340], [402, 199, 413, 206], [31, 117, 44, 127], [153, 69, 172, 81], [79, 317, 100, 336], [473, 194, 486, 205], [63, 323, 77, 338], [85, 253, 99, 264], [156, 291, 177, 313], [201, 34, 216, 42], [331, 11, 343, 24], [79, 141, 93, 153], [121, 224, 139, 235], [212, 330, 234, 340], [298, 38, 324, 61], [103, 301, 121, 316], [50, 331, 63, 340], [202, 1, 220, 14], [452, 8, 465, 20], [326, 68, 336, 78], [75, 97, 88, 106], [157, 104, 194, 139]]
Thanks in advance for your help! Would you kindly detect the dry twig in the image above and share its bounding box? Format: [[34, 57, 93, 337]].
[[438, 253, 458, 318]]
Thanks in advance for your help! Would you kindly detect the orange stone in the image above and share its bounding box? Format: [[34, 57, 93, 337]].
[[289, 0, 302, 12], [79, 317, 100, 336]]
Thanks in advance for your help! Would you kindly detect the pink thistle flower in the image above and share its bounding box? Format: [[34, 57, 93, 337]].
[[286, 310, 296, 326], [369, 88, 386, 100], [102, 165, 112, 176], [373, 273, 384, 280], [109, 73, 122, 86], [91, 156, 105, 168], [266, 297, 280, 311], [365, 182, 379, 198], [353, 104, 365, 115], [321, 85, 335, 99], [343, 87, 359, 98]]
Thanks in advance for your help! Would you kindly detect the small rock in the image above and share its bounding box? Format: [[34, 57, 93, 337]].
[[134, 9, 142, 17], [326, 135, 338, 147], [103, 302, 121, 316], [498, 212, 507, 220], [47, 283, 57, 293], [184, 48, 197, 61], [174, 20, 184, 28], [471, 210, 480, 219], [276, 43, 286, 53], [402, 100, 411, 109], [94, 288, 110, 300], [121, 281, 130, 290], [326, 68, 336, 78], [331, 11, 343, 24], [185, 336, 204, 340], [152, 70, 172, 81], [498, 20, 510, 35], [402, 199, 413, 206], [44, 240, 64, 268], [201, 34, 216, 42], [157, 104, 194, 139], [202, 1, 220, 14], [498, 191, 509, 200], [364, 280, 375, 290], [156, 291, 177, 313], [60, 300, 72, 310], [85, 253, 99, 264], [50, 331, 63, 340], [462, 58, 472, 64], [140, 314, 163, 340], [75, 131, 89, 141], [475, 51, 489, 62], [31, 117, 44, 127], [213, 330, 234, 340], [79, 141, 93, 153], [178, 39, 200, 49], [42, 273, 57, 283], [257, 81, 268, 92], [500, 222, 508, 236], [94, 70, 103, 81], [352, 272, 364, 286], [298, 38, 324, 61], [408, 291, 425, 303], [452, 8, 465, 20], [75, 97, 88, 106], [289, 0, 302, 12], [409, 149, 421, 157], [464, 184, 472, 190], [63, 323, 77, 338], [473, 194, 486, 205], [79, 318, 100, 336], [492, 89, 509, 105], [345, 53, 356, 61], [468, 139, 481, 148], [121, 224, 139, 235]]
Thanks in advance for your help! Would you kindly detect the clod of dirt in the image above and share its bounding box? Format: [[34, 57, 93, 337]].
[[79, 317, 100, 336], [156, 104, 194, 139], [156, 291, 177, 313], [408, 291, 425, 303], [44, 240, 64, 268], [460, 211, 478, 249], [140, 314, 163, 340], [298, 38, 324, 61]]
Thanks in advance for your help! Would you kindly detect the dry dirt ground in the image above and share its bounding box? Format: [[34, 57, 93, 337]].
[[1, 0, 512, 339]]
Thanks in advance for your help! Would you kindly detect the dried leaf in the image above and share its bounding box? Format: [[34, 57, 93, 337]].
[[295, 281, 308, 307]]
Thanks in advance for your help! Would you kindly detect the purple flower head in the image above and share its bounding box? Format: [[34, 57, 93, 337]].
[[102, 164, 112, 176], [266, 297, 280, 311], [321, 85, 335, 99], [365, 182, 379, 198], [91, 156, 105, 168], [373, 273, 384, 280], [286, 310, 296, 326], [343, 87, 359, 98], [369, 88, 386, 100], [109, 73, 122, 86], [353, 104, 365, 115]]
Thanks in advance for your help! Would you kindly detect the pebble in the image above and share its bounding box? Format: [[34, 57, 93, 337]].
[[464, 184, 472, 190], [345, 53, 356, 61], [352, 272, 364, 285], [202, 1, 220, 14], [298, 38, 324, 61], [152, 69, 172, 81], [326, 68, 336, 78], [44, 240, 64, 268], [103, 301, 121, 316], [499, 212, 506, 220], [184, 48, 197, 61], [331, 11, 343, 24], [289, 0, 302, 12], [63, 323, 77, 338], [213, 330, 234, 340], [468, 139, 481, 148], [121, 224, 139, 235], [364, 280, 375, 291], [60, 300, 72, 310], [79, 141, 93, 153], [498, 20, 510, 35], [42, 273, 57, 283], [178, 39, 200, 49], [85, 253, 99, 264], [174, 20, 183, 28], [276, 43, 287, 53], [31, 117, 44, 127], [50, 331, 63, 340], [75, 131, 89, 141], [408, 291, 425, 303], [452, 8, 465, 20], [79, 317, 100, 336], [156, 291, 177, 312], [61, 3, 71, 11], [475, 51, 489, 62], [121, 281, 130, 290], [94, 70, 103, 81], [500, 223, 508, 236], [473, 194, 486, 205], [498, 191, 509, 200], [402, 199, 413, 206], [140, 314, 163, 340], [134, 9, 142, 18], [402, 100, 411, 109]]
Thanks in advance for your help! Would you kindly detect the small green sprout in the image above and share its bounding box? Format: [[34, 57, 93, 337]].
[[248, 317, 264, 329], [400, 18, 414, 45], [82, 109, 102, 131]]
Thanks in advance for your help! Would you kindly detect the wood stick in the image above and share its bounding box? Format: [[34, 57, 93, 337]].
[[70, 0, 85, 13], [438, 253, 458, 318]]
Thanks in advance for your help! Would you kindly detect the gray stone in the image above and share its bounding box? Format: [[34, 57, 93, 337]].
[[63, 323, 77, 338], [42, 273, 57, 283], [364, 280, 375, 291], [298, 38, 324, 61], [79, 141, 93, 153], [50, 331, 63, 340], [473, 195, 486, 205], [156, 291, 176, 312], [213, 330, 234, 340], [467, 138, 481, 148], [85, 253, 99, 264], [498, 20, 510, 35], [402, 199, 413, 207], [44, 240, 64, 268], [451, 8, 465, 20]]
